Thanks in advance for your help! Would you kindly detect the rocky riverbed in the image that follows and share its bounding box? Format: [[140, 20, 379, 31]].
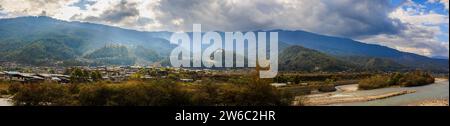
[[294, 78, 449, 106], [409, 99, 449, 106], [0, 98, 12, 106], [295, 90, 416, 106]]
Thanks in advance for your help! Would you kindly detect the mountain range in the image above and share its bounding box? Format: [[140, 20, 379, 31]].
[[0, 16, 448, 72]]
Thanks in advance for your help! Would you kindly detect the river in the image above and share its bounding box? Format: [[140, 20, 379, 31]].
[[330, 79, 449, 106]]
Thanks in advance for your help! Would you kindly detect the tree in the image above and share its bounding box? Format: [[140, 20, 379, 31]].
[[91, 71, 103, 82], [70, 68, 91, 83], [130, 73, 143, 79]]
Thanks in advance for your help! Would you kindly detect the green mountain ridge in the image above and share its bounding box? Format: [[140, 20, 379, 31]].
[[84, 45, 136, 65], [279, 46, 352, 72], [0, 16, 447, 72], [279, 46, 410, 72], [2, 39, 77, 65]]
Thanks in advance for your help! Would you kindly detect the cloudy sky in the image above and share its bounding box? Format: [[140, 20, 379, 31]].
[[0, 0, 448, 58]]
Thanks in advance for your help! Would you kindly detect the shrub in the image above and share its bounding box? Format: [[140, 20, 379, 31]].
[[11, 84, 76, 106], [190, 77, 293, 106], [190, 79, 220, 105], [78, 80, 193, 106], [8, 84, 21, 94], [9, 79, 293, 106], [0, 89, 8, 95], [78, 84, 114, 106], [358, 71, 435, 90], [318, 85, 337, 92], [398, 71, 435, 87], [358, 75, 392, 90], [243, 82, 293, 106]]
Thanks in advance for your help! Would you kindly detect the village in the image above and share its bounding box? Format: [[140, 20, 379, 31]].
[[0, 62, 368, 88], [0, 62, 219, 84], [1, 61, 301, 89]]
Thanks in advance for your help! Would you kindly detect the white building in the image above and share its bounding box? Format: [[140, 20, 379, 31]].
[[270, 83, 287, 88]]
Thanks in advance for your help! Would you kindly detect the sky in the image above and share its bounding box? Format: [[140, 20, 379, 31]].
[[0, 0, 448, 58]]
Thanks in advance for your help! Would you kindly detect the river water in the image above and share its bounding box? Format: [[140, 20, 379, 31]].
[[331, 79, 449, 106]]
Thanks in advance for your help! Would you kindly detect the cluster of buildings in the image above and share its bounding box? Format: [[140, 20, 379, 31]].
[[0, 71, 70, 83], [0, 64, 216, 84], [86, 66, 167, 82]]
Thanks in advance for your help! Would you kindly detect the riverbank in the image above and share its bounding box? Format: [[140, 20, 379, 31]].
[[295, 78, 449, 106], [0, 98, 12, 106], [295, 90, 415, 106], [409, 99, 449, 106]]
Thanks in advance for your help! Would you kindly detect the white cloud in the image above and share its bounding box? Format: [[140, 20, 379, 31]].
[[0, 0, 80, 19], [68, 0, 161, 30], [0, 0, 162, 30], [360, 0, 449, 57], [390, 8, 448, 25]]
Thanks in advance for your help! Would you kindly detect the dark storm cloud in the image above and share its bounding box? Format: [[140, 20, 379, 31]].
[[72, 0, 140, 23], [155, 0, 405, 37], [156, 0, 282, 31], [318, 0, 405, 37]]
